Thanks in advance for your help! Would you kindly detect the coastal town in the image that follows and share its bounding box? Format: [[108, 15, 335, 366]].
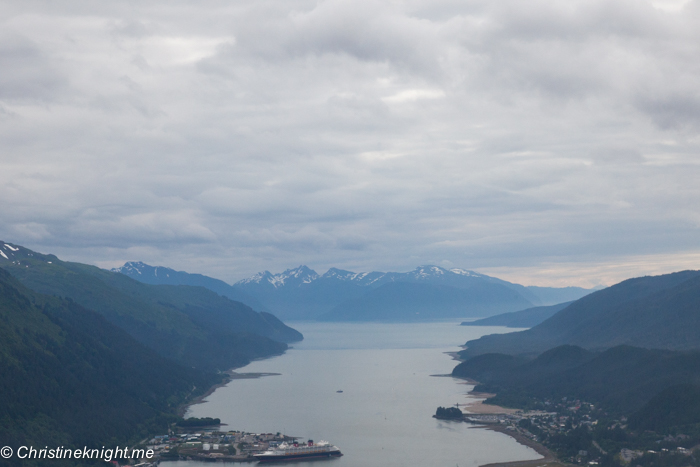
[[436, 395, 700, 467], [142, 428, 295, 463]]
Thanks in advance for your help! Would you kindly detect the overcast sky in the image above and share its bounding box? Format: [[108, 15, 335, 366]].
[[1, 0, 699, 287]]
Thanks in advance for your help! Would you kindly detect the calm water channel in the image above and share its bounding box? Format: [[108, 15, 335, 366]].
[[176, 321, 540, 467]]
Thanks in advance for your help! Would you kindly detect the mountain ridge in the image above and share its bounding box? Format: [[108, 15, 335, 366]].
[[460, 270, 700, 358], [113, 261, 597, 321], [0, 242, 302, 372], [461, 301, 574, 328], [113, 261, 268, 312], [235, 264, 597, 320]]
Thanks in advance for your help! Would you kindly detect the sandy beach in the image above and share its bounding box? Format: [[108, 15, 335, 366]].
[[458, 384, 520, 414], [464, 399, 520, 414]]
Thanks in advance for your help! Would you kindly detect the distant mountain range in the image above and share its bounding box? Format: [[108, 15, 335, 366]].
[[461, 301, 573, 328], [115, 262, 598, 321], [459, 270, 700, 358], [1, 242, 302, 372]]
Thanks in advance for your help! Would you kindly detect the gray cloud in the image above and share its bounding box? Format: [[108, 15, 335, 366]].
[[1, 0, 699, 286], [0, 33, 65, 101]]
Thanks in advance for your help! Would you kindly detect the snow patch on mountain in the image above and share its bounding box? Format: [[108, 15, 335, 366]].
[[0, 250, 8, 260], [269, 275, 285, 288], [238, 264, 490, 289], [238, 266, 319, 288], [239, 271, 273, 284], [273, 266, 319, 287], [322, 268, 366, 281], [4, 244, 19, 252], [450, 268, 482, 277], [411, 265, 447, 279], [112, 261, 148, 275]]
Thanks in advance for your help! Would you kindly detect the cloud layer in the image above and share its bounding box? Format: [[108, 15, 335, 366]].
[[1, 0, 699, 286]]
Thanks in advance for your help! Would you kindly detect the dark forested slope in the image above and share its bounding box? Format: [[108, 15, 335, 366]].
[[0, 242, 301, 371], [0, 268, 218, 455], [453, 344, 700, 416], [628, 384, 700, 431]]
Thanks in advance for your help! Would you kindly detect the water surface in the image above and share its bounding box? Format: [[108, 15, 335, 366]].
[[180, 322, 539, 467]]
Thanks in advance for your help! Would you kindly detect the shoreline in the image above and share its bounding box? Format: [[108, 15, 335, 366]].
[[178, 370, 281, 417], [176, 347, 291, 417], [455, 379, 519, 415], [453, 376, 564, 467], [462, 390, 520, 415], [476, 424, 563, 467]]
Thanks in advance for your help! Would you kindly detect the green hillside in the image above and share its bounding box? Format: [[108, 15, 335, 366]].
[[0, 268, 219, 458], [0, 242, 302, 371], [460, 270, 700, 358], [453, 345, 700, 416]]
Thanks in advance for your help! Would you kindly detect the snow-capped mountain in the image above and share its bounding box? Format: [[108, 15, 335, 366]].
[[238, 265, 319, 289], [236, 265, 488, 289], [0, 242, 22, 262], [112, 260, 597, 322], [0, 241, 61, 268], [232, 264, 595, 320], [114, 261, 172, 278], [318, 268, 388, 286], [232, 264, 534, 320]]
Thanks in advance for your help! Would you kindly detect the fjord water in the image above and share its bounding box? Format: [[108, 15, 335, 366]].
[[183, 322, 540, 467]]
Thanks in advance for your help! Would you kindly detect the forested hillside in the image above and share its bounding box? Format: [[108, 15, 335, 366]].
[[0, 242, 302, 371], [453, 344, 700, 417], [460, 270, 700, 358], [0, 268, 219, 459]]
